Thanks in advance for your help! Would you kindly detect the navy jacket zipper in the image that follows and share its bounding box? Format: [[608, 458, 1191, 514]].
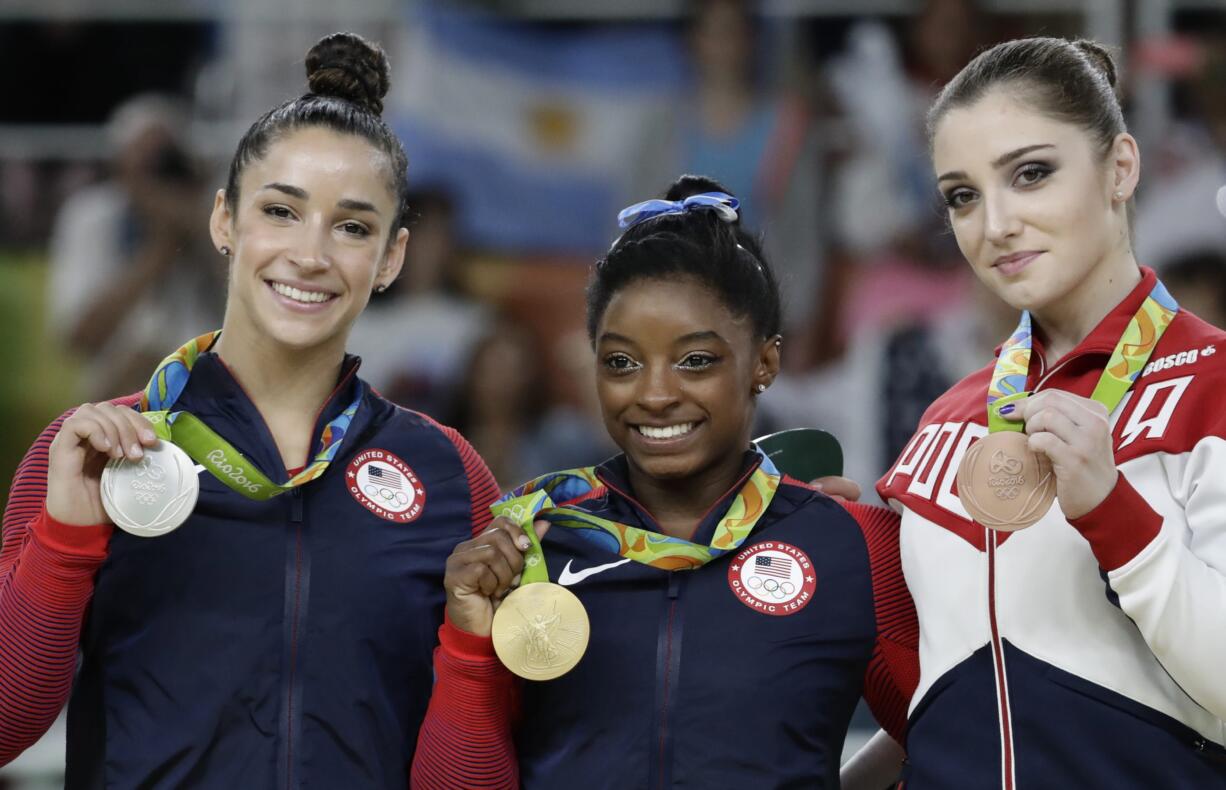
[[279, 487, 308, 790], [652, 572, 686, 789]]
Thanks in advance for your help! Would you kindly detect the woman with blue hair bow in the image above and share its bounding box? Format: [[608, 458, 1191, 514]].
[[411, 175, 919, 789]]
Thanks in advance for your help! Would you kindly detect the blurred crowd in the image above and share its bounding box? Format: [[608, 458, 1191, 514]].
[[2, 0, 1226, 502]]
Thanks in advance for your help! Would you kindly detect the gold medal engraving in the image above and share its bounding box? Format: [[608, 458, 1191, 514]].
[[956, 431, 1055, 532], [491, 583, 590, 681]]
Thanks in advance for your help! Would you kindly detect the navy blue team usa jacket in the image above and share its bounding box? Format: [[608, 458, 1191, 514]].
[[15, 353, 500, 788], [412, 451, 918, 790]]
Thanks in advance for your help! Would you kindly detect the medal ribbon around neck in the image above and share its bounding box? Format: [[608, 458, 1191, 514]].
[[494, 449, 782, 572], [138, 331, 361, 500], [985, 279, 1179, 432]]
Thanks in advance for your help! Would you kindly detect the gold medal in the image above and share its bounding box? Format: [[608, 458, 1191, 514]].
[[492, 582, 590, 681], [956, 431, 1055, 532]]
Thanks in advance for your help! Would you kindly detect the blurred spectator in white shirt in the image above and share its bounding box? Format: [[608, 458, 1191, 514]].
[[47, 94, 223, 399], [348, 187, 491, 415]]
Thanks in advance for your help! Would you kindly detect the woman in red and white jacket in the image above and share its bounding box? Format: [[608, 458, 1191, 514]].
[[845, 36, 1226, 789]]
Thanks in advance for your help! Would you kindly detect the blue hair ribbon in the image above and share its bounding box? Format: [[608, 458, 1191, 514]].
[[616, 191, 740, 230]]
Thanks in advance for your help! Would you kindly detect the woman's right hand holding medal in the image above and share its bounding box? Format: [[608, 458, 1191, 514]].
[[46, 403, 159, 527], [444, 516, 551, 636]]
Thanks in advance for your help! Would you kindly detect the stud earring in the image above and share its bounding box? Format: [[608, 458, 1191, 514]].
[[1114, 190, 1124, 201], [219, 246, 231, 256], [755, 383, 766, 393], [375, 284, 387, 294]]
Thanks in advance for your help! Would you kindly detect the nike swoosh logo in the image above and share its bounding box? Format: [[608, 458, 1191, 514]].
[[558, 558, 632, 586]]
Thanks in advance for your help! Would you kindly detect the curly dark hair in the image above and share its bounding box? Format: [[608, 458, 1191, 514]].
[[586, 174, 782, 344]]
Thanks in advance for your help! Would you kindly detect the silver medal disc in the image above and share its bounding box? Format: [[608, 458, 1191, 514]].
[[100, 441, 200, 538]]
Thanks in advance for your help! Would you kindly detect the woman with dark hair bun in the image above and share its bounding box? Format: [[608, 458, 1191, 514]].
[[0, 33, 499, 788], [846, 36, 1226, 788], [410, 176, 919, 789]]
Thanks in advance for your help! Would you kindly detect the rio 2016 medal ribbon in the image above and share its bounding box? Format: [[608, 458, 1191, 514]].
[[108, 331, 363, 537], [101, 441, 200, 537], [491, 491, 590, 681], [958, 280, 1178, 531]]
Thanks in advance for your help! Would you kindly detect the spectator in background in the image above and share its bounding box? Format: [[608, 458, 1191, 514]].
[[821, 0, 989, 347], [627, 0, 825, 346], [446, 318, 613, 489], [764, 282, 1016, 502], [47, 94, 223, 400], [347, 187, 490, 415], [1135, 36, 1226, 269], [1161, 248, 1226, 329]]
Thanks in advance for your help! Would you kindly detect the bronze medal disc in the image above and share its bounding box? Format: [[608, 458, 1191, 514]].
[[956, 431, 1056, 532], [491, 582, 590, 680]]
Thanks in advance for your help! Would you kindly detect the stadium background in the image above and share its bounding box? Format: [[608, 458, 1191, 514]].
[[1, 0, 1224, 785]]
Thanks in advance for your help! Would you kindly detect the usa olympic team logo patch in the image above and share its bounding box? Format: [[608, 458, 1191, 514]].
[[346, 449, 425, 523], [727, 541, 816, 616]]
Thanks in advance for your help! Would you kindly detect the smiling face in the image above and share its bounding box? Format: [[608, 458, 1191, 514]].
[[594, 276, 778, 486], [210, 126, 407, 353], [932, 88, 1138, 317]]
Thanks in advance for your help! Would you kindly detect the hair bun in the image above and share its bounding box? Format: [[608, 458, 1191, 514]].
[[305, 32, 391, 115], [664, 175, 739, 217], [1073, 39, 1118, 90]]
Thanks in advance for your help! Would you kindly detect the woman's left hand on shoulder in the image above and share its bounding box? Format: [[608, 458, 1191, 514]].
[[1006, 390, 1118, 519]]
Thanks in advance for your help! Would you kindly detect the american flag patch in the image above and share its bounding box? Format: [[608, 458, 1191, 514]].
[[368, 465, 403, 489], [754, 555, 792, 579]]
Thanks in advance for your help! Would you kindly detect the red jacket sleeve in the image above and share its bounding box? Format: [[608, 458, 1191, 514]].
[[0, 399, 134, 765], [428, 421, 500, 538], [844, 501, 920, 745], [410, 615, 520, 789]]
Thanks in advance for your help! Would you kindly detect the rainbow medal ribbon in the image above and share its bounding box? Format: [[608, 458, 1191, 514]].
[[490, 491, 591, 680], [956, 280, 1178, 531], [489, 450, 783, 678], [100, 331, 361, 537]]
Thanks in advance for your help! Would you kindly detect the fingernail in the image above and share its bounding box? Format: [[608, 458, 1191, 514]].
[[140, 430, 156, 443], [101, 436, 112, 448], [811, 481, 825, 492], [1000, 404, 1016, 416], [517, 537, 531, 550], [130, 444, 144, 458], [511, 574, 521, 587]]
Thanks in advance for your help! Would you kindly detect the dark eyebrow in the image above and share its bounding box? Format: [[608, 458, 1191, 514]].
[[264, 182, 307, 199], [937, 144, 1056, 183], [598, 330, 728, 346], [263, 184, 379, 215], [676, 330, 727, 345], [991, 143, 1054, 168], [338, 198, 379, 214]]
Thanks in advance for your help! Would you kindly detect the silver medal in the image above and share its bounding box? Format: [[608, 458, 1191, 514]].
[[101, 441, 200, 537]]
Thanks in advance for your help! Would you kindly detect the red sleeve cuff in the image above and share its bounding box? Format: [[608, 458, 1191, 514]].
[[32, 505, 113, 561], [441, 611, 499, 660], [1066, 474, 1162, 572]]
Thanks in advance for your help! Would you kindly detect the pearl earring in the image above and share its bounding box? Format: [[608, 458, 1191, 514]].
[[755, 383, 766, 393], [375, 284, 387, 294], [1114, 190, 1124, 201], [219, 246, 231, 256]]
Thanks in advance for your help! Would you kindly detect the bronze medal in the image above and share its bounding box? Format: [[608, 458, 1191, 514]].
[[491, 581, 590, 681], [956, 431, 1056, 532]]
